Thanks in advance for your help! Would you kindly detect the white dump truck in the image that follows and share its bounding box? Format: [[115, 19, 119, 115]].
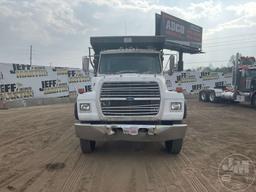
[[74, 36, 187, 154]]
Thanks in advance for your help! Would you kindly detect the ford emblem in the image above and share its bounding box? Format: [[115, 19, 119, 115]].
[[126, 97, 134, 101]]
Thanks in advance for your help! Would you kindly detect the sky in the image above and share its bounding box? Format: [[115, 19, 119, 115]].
[[0, 0, 256, 69]]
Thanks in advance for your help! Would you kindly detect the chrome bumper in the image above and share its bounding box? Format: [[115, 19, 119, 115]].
[[75, 123, 187, 142]]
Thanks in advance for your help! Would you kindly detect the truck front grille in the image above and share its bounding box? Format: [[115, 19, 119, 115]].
[[100, 82, 160, 116]]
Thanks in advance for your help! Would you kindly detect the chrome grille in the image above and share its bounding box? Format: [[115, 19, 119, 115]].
[[100, 82, 160, 116]]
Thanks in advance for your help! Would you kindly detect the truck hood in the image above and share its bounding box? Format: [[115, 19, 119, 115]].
[[97, 73, 162, 79], [90, 74, 183, 100], [93, 74, 166, 88]]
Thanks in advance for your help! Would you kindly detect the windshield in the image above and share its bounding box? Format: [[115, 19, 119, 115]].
[[246, 69, 256, 78], [98, 53, 161, 74]]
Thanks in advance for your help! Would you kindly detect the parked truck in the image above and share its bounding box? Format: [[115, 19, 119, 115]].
[[74, 36, 187, 154], [199, 53, 256, 107]]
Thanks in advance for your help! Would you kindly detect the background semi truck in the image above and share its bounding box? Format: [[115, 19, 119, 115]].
[[199, 53, 256, 107], [74, 36, 188, 154]]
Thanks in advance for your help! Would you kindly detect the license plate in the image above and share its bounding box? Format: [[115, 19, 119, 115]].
[[123, 127, 139, 136]]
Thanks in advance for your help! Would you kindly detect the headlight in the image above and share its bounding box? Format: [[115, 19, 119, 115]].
[[170, 102, 182, 111], [80, 103, 91, 112]]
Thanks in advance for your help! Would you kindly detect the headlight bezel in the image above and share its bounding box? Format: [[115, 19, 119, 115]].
[[79, 103, 91, 112], [170, 102, 182, 111]]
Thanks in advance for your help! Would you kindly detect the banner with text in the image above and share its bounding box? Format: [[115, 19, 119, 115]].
[[0, 63, 91, 101]]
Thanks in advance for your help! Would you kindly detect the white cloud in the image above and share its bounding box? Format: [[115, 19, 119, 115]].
[[188, 0, 222, 19], [0, 0, 86, 37], [207, 16, 256, 35], [227, 2, 256, 17], [205, 1, 256, 37], [0, 0, 255, 68], [83, 0, 222, 20], [0, 0, 223, 40]]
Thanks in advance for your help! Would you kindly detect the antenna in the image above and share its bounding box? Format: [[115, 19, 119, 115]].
[[30, 45, 32, 66]]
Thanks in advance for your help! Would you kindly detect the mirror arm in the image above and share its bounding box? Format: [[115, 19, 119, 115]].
[[88, 47, 95, 69]]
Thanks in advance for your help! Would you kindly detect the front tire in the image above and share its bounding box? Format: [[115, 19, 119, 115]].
[[80, 139, 96, 153], [165, 139, 183, 154], [74, 102, 78, 120]]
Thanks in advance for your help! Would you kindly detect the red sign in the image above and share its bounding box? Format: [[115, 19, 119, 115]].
[[157, 12, 203, 50]]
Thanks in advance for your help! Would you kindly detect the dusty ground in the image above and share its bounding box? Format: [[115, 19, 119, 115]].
[[0, 99, 255, 192]]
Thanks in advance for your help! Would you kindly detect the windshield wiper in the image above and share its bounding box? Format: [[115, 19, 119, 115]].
[[115, 70, 138, 74], [141, 71, 155, 74]]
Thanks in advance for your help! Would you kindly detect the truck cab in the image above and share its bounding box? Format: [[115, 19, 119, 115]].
[[237, 67, 256, 92], [199, 53, 256, 107], [74, 36, 187, 154]]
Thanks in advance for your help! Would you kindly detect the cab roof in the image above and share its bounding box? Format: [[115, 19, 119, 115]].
[[100, 49, 160, 55], [90, 36, 202, 55], [90, 36, 165, 55]]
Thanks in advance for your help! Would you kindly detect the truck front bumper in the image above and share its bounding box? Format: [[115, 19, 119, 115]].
[[75, 123, 187, 142]]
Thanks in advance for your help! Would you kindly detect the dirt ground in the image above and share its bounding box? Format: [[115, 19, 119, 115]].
[[0, 98, 255, 192]]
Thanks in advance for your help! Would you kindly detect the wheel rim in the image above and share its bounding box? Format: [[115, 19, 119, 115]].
[[201, 92, 206, 101], [210, 93, 215, 102]]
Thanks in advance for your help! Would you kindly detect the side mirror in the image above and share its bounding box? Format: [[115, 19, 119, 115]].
[[168, 55, 175, 75]]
